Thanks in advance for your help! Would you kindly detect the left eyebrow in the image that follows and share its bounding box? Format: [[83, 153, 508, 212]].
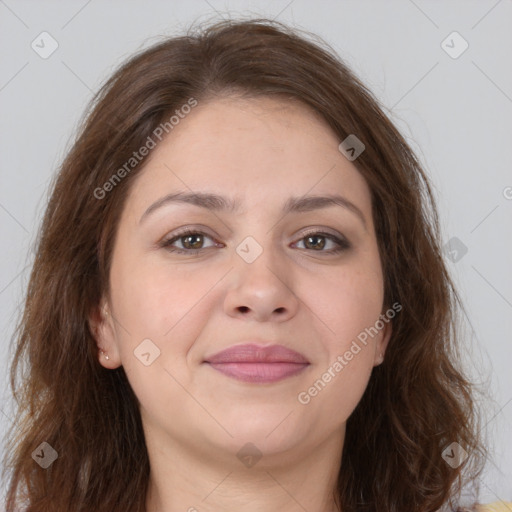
[[282, 194, 367, 229], [139, 190, 367, 230]]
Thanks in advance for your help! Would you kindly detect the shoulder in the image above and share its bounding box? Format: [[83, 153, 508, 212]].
[[475, 502, 512, 512]]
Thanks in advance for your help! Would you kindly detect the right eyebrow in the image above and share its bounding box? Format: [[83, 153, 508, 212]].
[[140, 191, 241, 224]]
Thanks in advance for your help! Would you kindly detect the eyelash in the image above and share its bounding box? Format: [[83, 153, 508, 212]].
[[159, 228, 351, 255]]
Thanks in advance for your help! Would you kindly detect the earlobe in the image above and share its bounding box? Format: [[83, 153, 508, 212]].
[[375, 318, 393, 366], [99, 348, 110, 360], [88, 301, 119, 368]]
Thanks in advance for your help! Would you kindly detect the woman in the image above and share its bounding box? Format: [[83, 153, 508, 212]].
[[3, 17, 508, 512]]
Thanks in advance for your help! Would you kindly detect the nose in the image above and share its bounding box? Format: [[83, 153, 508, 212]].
[[223, 245, 300, 322]]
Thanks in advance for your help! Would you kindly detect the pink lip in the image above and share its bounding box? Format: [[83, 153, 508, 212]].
[[204, 343, 310, 383]]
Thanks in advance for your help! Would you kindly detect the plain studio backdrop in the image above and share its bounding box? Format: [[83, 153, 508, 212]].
[[0, 0, 511, 506]]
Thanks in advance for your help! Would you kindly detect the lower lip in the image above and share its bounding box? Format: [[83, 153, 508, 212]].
[[205, 362, 310, 383]]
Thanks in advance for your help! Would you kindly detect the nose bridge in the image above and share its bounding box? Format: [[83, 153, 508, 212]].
[[232, 198, 289, 266], [234, 229, 285, 284], [223, 224, 299, 320]]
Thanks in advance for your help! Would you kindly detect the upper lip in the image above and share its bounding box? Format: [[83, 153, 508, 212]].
[[204, 343, 310, 364]]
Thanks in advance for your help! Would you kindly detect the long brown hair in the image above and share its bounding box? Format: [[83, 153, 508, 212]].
[[3, 17, 489, 512]]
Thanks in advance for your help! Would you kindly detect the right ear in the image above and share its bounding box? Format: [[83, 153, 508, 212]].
[[88, 297, 122, 369]]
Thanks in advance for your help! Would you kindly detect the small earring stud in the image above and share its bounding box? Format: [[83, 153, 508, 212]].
[[101, 349, 110, 360]]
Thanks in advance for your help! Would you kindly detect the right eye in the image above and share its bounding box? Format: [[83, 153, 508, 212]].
[[160, 229, 222, 255]]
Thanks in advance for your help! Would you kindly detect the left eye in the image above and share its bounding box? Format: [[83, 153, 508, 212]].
[[160, 230, 350, 255], [292, 232, 349, 253]]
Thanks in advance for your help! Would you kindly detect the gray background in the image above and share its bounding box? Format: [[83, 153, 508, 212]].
[[1, 0, 511, 506]]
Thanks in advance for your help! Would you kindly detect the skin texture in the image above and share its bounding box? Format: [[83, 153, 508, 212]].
[[92, 96, 392, 512]]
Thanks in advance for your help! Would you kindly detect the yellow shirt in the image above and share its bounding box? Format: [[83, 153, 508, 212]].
[[476, 502, 512, 511]]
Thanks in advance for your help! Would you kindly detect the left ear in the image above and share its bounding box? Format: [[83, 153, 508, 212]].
[[373, 316, 392, 366]]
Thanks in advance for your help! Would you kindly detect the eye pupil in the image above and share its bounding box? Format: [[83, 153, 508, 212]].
[[305, 235, 326, 250], [183, 234, 203, 249]]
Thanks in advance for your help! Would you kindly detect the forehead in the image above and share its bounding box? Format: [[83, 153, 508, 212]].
[[124, 95, 373, 224]]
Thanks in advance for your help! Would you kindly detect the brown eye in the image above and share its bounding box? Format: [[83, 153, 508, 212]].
[[293, 231, 350, 254], [161, 230, 219, 254], [304, 235, 327, 250]]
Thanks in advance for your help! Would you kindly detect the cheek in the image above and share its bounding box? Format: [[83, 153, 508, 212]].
[[111, 253, 212, 334], [109, 255, 223, 388], [322, 357, 374, 424], [310, 258, 385, 347], [300, 266, 382, 421], [108, 258, 210, 396]]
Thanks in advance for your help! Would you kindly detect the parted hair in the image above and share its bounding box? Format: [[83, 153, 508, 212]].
[[3, 17, 488, 512]]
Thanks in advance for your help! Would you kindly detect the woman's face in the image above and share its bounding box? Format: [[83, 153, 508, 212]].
[[94, 95, 392, 466]]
